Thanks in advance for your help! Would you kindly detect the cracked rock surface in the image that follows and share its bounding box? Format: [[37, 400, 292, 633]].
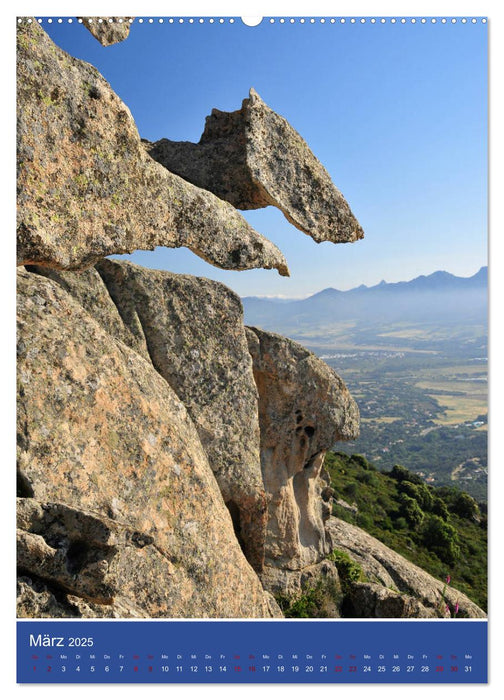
[[326, 517, 486, 618], [246, 327, 359, 578], [17, 269, 278, 617], [146, 88, 364, 244], [16, 22, 288, 276], [30, 260, 268, 574]]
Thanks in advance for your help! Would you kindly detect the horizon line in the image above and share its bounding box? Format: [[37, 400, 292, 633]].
[[241, 264, 488, 300]]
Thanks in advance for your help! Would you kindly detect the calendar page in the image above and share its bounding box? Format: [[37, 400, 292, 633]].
[[15, 6, 488, 685]]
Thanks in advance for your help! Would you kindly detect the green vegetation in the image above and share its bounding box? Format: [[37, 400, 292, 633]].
[[325, 451, 487, 610], [327, 549, 365, 590], [276, 576, 342, 618], [326, 354, 488, 502]]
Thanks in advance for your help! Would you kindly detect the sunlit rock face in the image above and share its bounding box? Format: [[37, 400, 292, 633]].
[[146, 88, 365, 245], [246, 327, 359, 578], [16, 22, 288, 276], [16, 269, 279, 618], [80, 17, 133, 46]]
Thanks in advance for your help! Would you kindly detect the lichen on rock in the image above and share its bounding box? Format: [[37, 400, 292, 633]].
[[16, 21, 288, 276], [80, 17, 133, 46], [17, 269, 276, 617], [146, 88, 364, 244]]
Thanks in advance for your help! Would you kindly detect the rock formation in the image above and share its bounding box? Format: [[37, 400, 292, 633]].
[[16, 18, 484, 620], [17, 268, 280, 617], [146, 88, 364, 244], [80, 17, 133, 46], [326, 518, 485, 618], [16, 21, 288, 275], [29, 260, 268, 573], [246, 327, 359, 594]]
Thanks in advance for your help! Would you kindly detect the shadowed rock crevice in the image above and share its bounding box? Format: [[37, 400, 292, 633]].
[[146, 88, 364, 245]]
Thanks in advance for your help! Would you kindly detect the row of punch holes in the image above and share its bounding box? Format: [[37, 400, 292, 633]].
[[20, 17, 488, 26]]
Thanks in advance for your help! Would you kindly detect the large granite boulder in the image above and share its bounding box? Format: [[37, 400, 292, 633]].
[[16, 21, 288, 276], [246, 327, 359, 582], [30, 260, 268, 573], [326, 517, 486, 618], [80, 17, 133, 46], [146, 89, 364, 245], [17, 269, 278, 617]]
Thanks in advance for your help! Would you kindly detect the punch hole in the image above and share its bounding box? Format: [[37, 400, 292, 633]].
[[241, 17, 263, 26]]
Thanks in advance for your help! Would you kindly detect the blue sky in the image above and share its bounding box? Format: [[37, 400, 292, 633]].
[[43, 17, 488, 297]]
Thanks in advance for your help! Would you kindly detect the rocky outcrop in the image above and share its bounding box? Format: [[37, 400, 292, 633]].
[[16, 21, 288, 275], [17, 269, 277, 617], [246, 327, 359, 589], [346, 583, 439, 619], [146, 88, 364, 245], [80, 17, 133, 46], [17, 19, 484, 621], [326, 517, 486, 618], [29, 260, 268, 573]]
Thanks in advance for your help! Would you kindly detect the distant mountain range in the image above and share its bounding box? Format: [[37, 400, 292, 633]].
[[242, 267, 488, 331]]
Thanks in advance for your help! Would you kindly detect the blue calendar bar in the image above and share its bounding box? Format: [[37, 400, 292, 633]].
[[17, 619, 487, 683]]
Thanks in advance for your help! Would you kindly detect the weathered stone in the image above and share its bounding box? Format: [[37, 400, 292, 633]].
[[96, 259, 268, 572], [326, 517, 486, 618], [246, 327, 359, 574], [16, 22, 288, 276], [25, 265, 149, 359], [28, 261, 267, 573], [80, 17, 133, 46], [17, 576, 84, 618], [17, 269, 276, 618], [17, 499, 120, 604], [17, 575, 150, 618], [146, 88, 364, 244], [347, 582, 439, 619]]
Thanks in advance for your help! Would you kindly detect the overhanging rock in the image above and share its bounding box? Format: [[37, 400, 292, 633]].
[[146, 88, 365, 244], [16, 22, 288, 276]]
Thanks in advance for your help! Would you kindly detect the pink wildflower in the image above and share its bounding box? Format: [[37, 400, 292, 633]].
[[446, 575, 451, 584]]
